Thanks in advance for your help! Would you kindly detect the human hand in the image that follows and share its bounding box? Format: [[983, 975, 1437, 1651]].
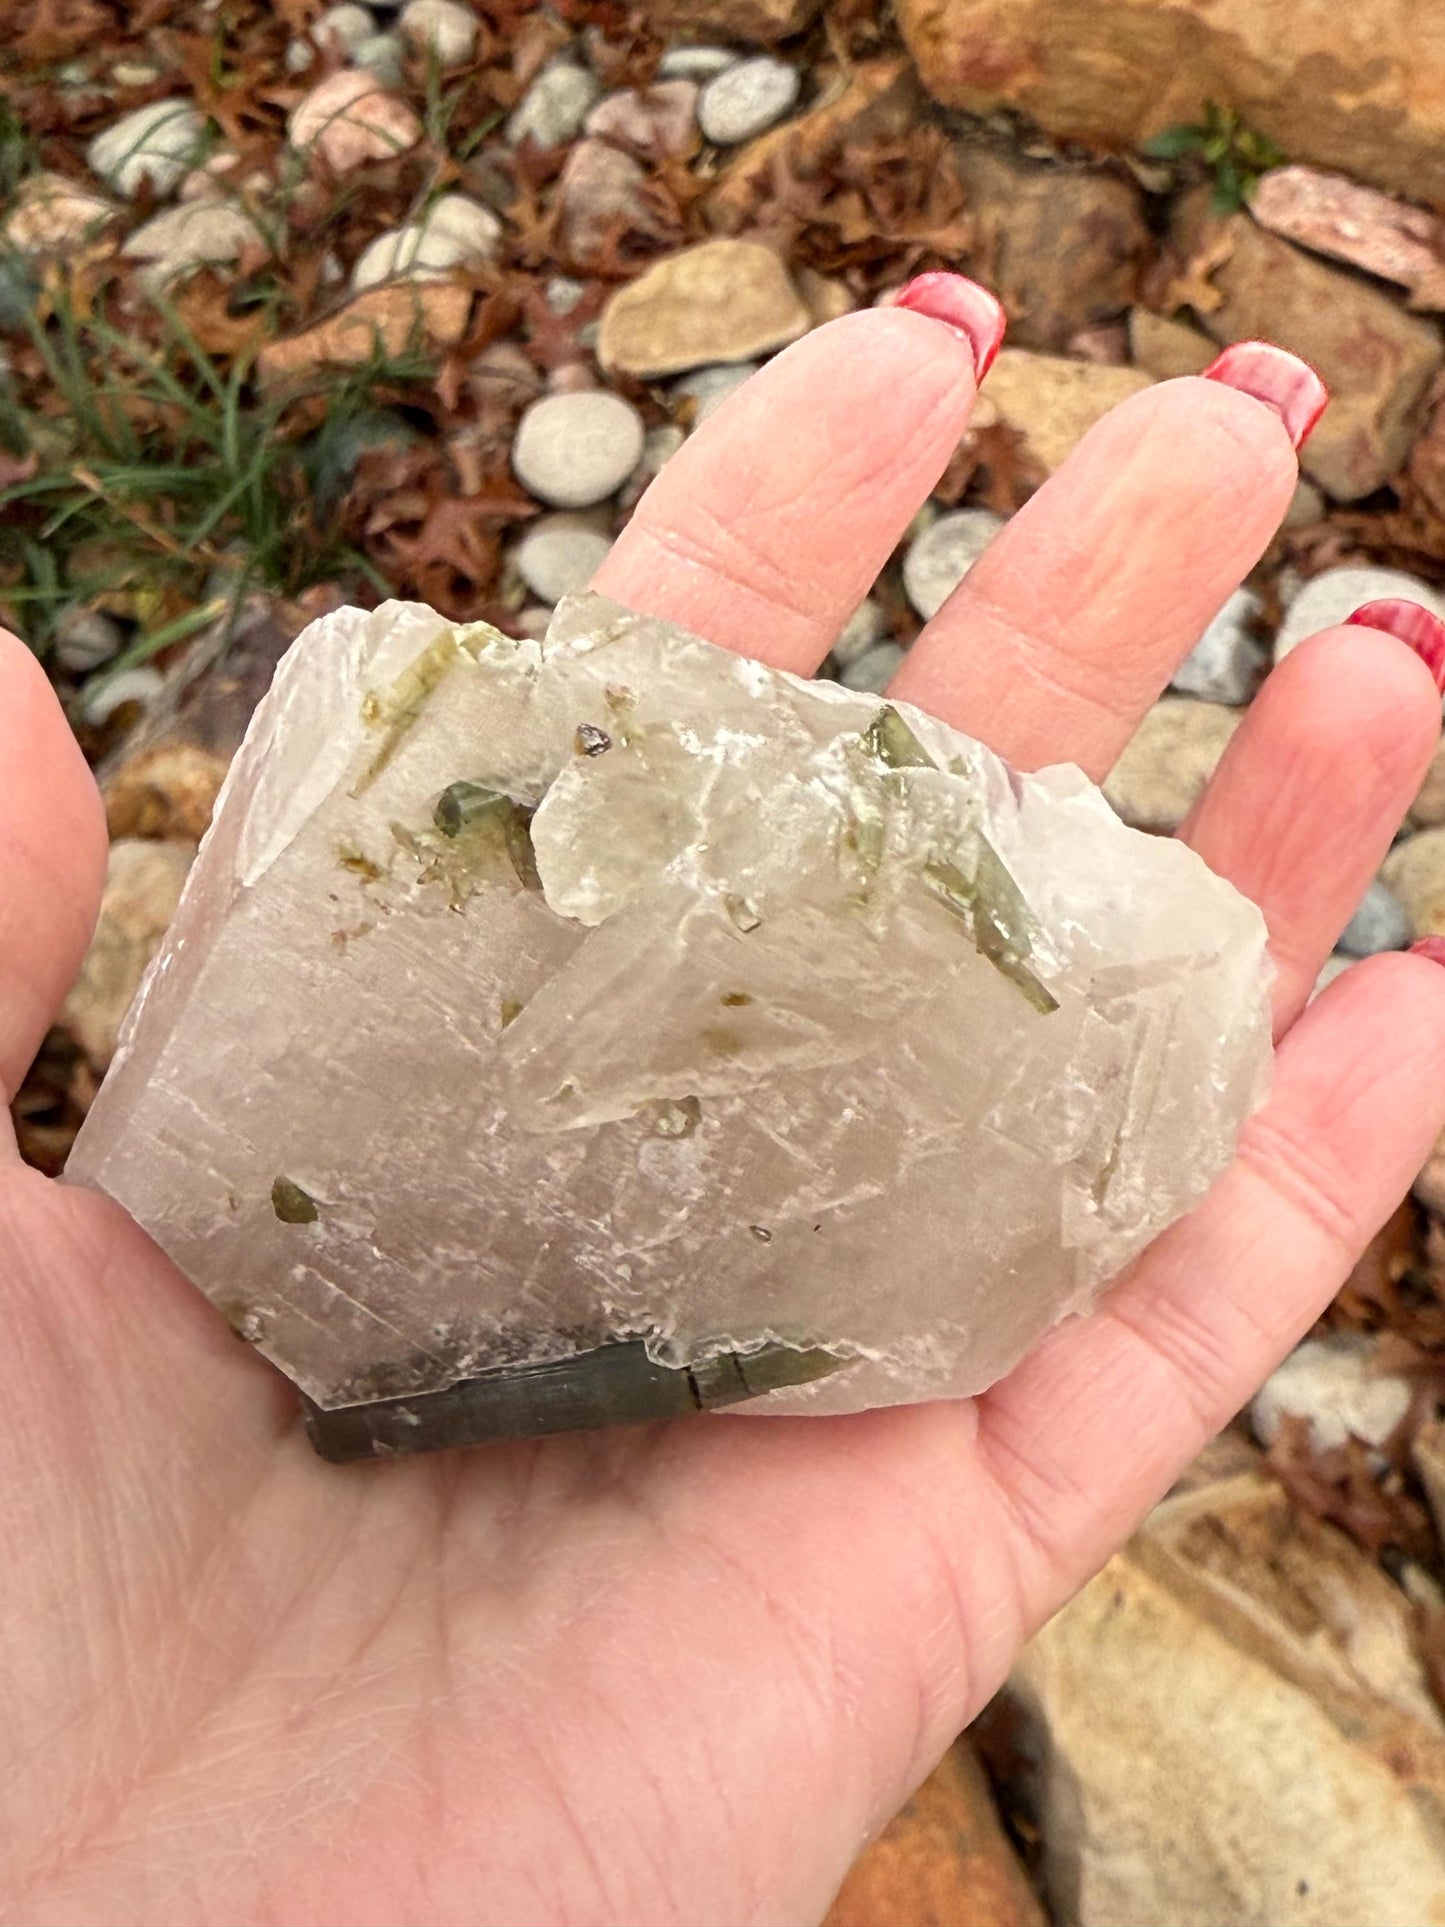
[[4, 278, 1445, 1925]]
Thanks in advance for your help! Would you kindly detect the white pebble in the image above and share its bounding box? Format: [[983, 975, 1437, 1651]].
[[671, 360, 758, 425], [1172, 586, 1265, 704], [1252, 1333, 1411, 1455], [658, 46, 740, 80], [832, 599, 886, 667], [638, 423, 685, 477], [902, 508, 1003, 619], [81, 666, 164, 725], [546, 275, 587, 315], [53, 608, 124, 673], [315, 4, 377, 56], [400, 0, 478, 65], [1338, 878, 1412, 956], [88, 100, 207, 198], [352, 32, 406, 85], [838, 642, 904, 693], [507, 64, 600, 149], [123, 201, 262, 282], [516, 512, 614, 604], [512, 390, 646, 508], [698, 57, 800, 145], [351, 192, 501, 288], [1275, 564, 1445, 662]]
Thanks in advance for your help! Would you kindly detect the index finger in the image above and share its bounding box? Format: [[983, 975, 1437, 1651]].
[[592, 302, 984, 672]]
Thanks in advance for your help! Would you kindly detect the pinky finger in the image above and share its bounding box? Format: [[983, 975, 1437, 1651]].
[[1180, 620, 1442, 1035], [975, 950, 1445, 1630]]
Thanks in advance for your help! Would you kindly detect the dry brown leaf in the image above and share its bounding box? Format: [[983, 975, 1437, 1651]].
[[1266, 1413, 1436, 1565]]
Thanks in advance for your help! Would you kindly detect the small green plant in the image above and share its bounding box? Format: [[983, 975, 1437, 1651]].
[[0, 273, 434, 681], [1142, 102, 1284, 212], [0, 99, 34, 203]]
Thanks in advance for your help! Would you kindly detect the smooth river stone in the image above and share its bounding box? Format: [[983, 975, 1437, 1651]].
[[68, 594, 1272, 1456]]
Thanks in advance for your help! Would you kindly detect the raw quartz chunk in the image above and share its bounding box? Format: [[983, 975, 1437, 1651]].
[[67, 593, 1272, 1436]]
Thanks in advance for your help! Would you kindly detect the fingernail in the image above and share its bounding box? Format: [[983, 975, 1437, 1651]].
[[1410, 937, 1445, 966], [895, 273, 1007, 380], [1344, 599, 1445, 692], [1201, 341, 1329, 450]]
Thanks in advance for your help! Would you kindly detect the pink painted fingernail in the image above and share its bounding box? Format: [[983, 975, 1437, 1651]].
[[1344, 599, 1445, 692], [1201, 341, 1329, 450], [1411, 938, 1445, 966], [895, 273, 1007, 380]]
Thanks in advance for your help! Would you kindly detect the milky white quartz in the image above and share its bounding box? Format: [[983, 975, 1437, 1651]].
[[68, 594, 1272, 1431]]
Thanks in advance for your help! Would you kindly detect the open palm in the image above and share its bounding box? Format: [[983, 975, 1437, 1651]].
[[5, 289, 1445, 1926]]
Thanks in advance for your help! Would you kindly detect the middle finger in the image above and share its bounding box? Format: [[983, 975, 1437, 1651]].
[[889, 346, 1325, 777]]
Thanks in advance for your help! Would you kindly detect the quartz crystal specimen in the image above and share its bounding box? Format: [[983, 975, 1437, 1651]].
[[67, 593, 1272, 1458]]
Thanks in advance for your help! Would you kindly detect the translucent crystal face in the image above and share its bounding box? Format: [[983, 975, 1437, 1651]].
[[67, 594, 1272, 1439]]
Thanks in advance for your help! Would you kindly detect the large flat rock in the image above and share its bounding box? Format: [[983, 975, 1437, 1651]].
[[896, 0, 1445, 201]]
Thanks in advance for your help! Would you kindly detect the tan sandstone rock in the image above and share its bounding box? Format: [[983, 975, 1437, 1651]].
[[825, 1740, 1045, 1927], [1251, 165, 1445, 308], [895, 0, 1445, 203], [1177, 201, 1443, 500], [952, 145, 1150, 351], [598, 238, 811, 377], [1412, 737, 1445, 828], [978, 349, 1153, 478], [258, 284, 473, 383], [1127, 307, 1215, 380], [985, 1473, 1445, 1926], [1103, 698, 1241, 833], [1383, 826, 1445, 938], [62, 840, 194, 1069]]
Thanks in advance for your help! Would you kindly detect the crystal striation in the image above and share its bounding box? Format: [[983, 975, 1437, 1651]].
[[67, 594, 1272, 1454]]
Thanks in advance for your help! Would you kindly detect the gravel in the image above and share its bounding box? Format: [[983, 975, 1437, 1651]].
[[838, 641, 904, 692], [658, 46, 740, 80], [81, 667, 165, 726], [512, 390, 646, 507], [1172, 587, 1267, 704], [516, 512, 614, 604], [352, 33, 407, 84], [1338, 878, 1413, 955], [671, 360, 759, 424], [1275, 563, 1445, 661], [315, 4, 377, 55], [350, 193, 501, 287], [507, 63, 601, 148], [1252, 1333, 1411, 1455], [698, 57, 800, 145], [546, 275, 588, 316], [831, 599, 887, 667], [902, 508, 1004, 619], [88, 100, 207, 198], [123, 201, 262, 282], [399, 0, 478, 64], [53, 608, 124, 673]]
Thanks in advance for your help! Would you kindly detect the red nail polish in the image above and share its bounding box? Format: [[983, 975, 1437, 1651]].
[[1344, 599, 1445, 692], [1411, 937, 1445, 966], [895, 273, 1007, 380], [1201, 341, 1329, 450]]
